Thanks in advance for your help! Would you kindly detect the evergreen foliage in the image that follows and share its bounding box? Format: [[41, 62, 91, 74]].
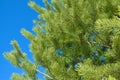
[[4, 0, 120, 80]]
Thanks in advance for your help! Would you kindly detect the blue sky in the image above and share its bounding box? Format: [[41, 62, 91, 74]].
[[0, 0, 46, 79]]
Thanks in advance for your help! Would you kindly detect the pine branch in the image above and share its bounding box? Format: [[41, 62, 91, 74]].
[[35, 69, 53, 80]]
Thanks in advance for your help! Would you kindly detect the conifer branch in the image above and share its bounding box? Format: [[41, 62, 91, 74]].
[[35, 69, 53, 79]]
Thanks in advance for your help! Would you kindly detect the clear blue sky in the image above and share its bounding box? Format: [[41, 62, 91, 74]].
[[0, 0, 46, 79]]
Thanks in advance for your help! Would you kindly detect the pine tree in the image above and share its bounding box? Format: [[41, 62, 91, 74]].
[[4, 0, 120, 80]]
